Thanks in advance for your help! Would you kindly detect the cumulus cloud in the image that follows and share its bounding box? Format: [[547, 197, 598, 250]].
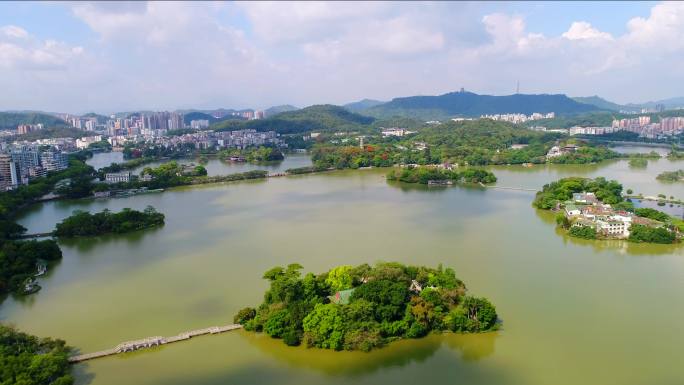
[[0, 25, 83, 69], [2, 1, 684, 112], [562, 22, 614, 41]]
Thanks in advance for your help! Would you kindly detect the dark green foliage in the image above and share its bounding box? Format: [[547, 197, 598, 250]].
[[533, 177, 623, 209], [569, 225, 597, 239], [548, 146, 620, 164], [629, 224, 676, 244], [351, 280, 409, 322], [0, 239, 62, 294], [238, 263, 497, 352], [386, 166, 497, 185], [220, 146, 284, 162], [411, 120, 559, 166], [53, 206, 165, 237], [311, 145, 395, 169], [0, 324, 73, 385], [233, 307, 256, 324], [87, 140, 112, 151], [0, 158, 93, 296], [634, 208, 670, 223]]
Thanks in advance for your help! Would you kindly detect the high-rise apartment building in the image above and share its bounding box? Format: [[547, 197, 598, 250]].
[[0, 153, 19, 190]]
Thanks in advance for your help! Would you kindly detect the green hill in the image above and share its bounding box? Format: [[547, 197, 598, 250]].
[[82, 112, 109, 124], [572, 96, 629, 112], [364, 91, 601, 120], [212, 104, 375, 134], [264, 105, 298, 117], [183, 111, 218, 125], [344, 99, 385, 112], [0, 112, 68, 130]]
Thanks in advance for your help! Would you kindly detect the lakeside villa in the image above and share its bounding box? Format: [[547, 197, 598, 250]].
[[560, 192, 669, 239]]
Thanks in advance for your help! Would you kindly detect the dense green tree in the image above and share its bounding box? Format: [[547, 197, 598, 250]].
[[0, 324, 73, 385], [239, 263, 497, 351], [325, 265, 353, 292], [53, 207, 165, 237], [568, 225, 597, 240], [629, 225, 676, 244]]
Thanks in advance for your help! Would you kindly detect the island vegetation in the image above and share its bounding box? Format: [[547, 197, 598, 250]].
[[219, 146, 284, 162], [656, 169, 684, 182], [235, 263, 498, 352], [386, 166, 497, 185], [53, 206, 165, 237], [628, 158, 648, 168], [0, 324, 73, 385], [535, 177, 681, 244]]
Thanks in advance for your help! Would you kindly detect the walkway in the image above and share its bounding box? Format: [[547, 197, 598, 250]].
[[479, 182, 536, 192], [68, 324, 242, 363]]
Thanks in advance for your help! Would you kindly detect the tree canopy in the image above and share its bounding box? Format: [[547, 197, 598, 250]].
[[236, 263, 497, 351]]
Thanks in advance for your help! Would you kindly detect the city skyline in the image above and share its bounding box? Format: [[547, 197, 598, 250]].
[[1, 1, 684, 113]]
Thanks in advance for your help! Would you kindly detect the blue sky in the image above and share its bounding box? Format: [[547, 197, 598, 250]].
[[0, 1, 681, 113]]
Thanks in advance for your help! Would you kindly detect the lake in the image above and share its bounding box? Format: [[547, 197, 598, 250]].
[[3, 149, 684, 385]]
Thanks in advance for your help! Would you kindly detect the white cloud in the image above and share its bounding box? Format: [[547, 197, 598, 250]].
[[562, 22, 613, 41], [0, 25, 83, 69], [1, 25, 28, 39], [3, 1, 684, 112]]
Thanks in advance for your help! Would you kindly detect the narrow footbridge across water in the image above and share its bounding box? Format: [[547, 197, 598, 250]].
[[479, 183, 536, 192], [68, 324, 242, 363]]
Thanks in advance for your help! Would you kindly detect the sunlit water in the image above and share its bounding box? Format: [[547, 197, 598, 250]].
[[3, 147, 684, 385]]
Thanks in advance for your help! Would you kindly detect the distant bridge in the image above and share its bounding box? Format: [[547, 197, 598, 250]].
[[479, 183, 536, 192], [68, 324, 242, 363], [15, 232, 54, 240]]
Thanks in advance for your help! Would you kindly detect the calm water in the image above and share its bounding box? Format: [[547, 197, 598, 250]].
[[3, 150, 684, 385], [86, 152, 312, 176]]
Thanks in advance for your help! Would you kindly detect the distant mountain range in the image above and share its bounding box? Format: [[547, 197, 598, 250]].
[[212, 104, 374, 134], [358, 91, 600, 120], [573, 95, 684, 112], [264, 105, 298, 117], [343, 99, 385, 112], [571, 96, 628, 112], [0, 112, 68, 130]]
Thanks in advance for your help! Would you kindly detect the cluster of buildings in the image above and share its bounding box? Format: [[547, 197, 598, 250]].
[[0, 143, 70, 190], [16, 123, 45, 135], [546, 144, 578, 158], [481, 112, 555, 124], [131, 129, 284, 152], [563, 192, 664, 239], [568, 115, 684, 139], [21, 109, 269, 139], [381, 128, 416, 137]]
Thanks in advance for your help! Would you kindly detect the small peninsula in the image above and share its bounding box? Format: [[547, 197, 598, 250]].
[[534, 177, 682, 244], [53, 206, 165, 237], [235, 263, 498, 352]]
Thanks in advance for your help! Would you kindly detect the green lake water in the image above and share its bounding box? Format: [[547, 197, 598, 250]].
[[3, 147, 684, 385]]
